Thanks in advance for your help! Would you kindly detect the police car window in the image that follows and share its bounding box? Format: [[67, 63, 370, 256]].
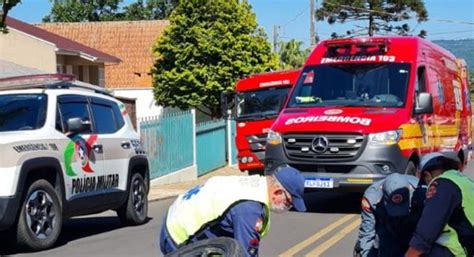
[[0, 94, 47, 132], [56, 106, 63, 132], [58, 96, 92, 134], [111, 103, 125, 129], [90, 98, 118, 134]]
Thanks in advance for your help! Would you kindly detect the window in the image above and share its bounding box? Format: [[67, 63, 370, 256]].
[[91, 103, 117, 134], [90, 97, 123, 134], [0, 94, 47, 132], [289, 63, 410, 108], [236, 87, 291, 121], [112, 103, 125, 129], [414, 66, 428, 109], [56, 106, 63, 132], [416, 66, 427, 94], [58, 95, 92, 134]]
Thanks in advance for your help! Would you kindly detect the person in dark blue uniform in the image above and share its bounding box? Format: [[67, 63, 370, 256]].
[[405, 152, 474, 257], [160, 201, 267, 256], [355, 173, 426, 257], [159, 166, 307, 257]]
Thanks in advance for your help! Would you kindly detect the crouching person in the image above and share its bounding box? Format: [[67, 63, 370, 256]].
[[159, 166, 306, 257], [355, 173, 426, 257]]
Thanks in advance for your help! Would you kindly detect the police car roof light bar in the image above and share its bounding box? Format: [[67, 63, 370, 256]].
[[0, 74, 112, 96]]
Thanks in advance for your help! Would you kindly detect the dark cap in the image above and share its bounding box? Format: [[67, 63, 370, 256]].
[[274, 166, 306, 212], [420, 152, 460, 173], [383, 173, 411, 217]]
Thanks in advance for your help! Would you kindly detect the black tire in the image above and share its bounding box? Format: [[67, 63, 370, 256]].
[[15, 179, 63, 251], [165, 237, 245, 257], [404, 161, 416, 176], [248, 170, 264, 176], [117, 173, 148, 226]]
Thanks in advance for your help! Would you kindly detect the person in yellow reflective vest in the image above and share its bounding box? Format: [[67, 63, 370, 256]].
[[405, 152, 474, 257], [159, 166, 306, 257]]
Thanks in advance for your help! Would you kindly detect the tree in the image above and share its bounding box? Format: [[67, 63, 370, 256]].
[[1, 0, 21, 32], [43, 0, 122, 22], [278, 39, 310, 69], [43, 0, 177, 22], [316, 0, 428, 37], [123, 0, 178, 20], [151, 0, 278, 118]]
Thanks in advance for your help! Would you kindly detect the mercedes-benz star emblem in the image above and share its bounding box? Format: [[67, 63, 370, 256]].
[[311, 136, 329, 153]]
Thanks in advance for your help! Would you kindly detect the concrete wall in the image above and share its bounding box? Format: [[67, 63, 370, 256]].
[[0, 29, 57, 72], [112, 88, 163, 119]]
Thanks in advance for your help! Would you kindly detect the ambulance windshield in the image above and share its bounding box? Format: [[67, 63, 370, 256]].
[[236, 86, 291, 121], [288, 63, 410, 108]]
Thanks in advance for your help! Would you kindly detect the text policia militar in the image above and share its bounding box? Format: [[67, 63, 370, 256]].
[[71, 174, 120, 194]]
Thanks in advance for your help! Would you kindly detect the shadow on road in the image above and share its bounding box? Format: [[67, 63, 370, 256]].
[[303, 191, 363, 214], [0, 216, 152, 255]]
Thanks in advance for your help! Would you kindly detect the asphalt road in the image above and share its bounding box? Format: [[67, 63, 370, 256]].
[[3, 165, 474, 257]]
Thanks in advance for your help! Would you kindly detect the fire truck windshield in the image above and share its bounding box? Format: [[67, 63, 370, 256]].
[[288, 63, 410, 108], [236, 87, 290, 121]]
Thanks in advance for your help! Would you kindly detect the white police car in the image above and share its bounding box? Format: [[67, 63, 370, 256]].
[[0, 74, 150, 251]]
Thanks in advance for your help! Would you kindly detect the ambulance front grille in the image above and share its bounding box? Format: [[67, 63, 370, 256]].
[[283, 133, 366, 161]]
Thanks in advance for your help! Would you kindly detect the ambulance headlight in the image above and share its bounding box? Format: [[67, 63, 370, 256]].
[[368, 129, 402, 146], [267, 130, 282, 145]]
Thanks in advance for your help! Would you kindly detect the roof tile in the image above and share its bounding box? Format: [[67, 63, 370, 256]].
[[6, 17, 120, 64], [37, 20, 169, 89]]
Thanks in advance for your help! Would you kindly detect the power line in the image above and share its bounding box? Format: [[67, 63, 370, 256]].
[[281, 4, 311, 28], [428, 29, 474, 35]]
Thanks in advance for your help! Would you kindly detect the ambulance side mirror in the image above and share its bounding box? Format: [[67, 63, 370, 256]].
[[415, 92, 433, 115]]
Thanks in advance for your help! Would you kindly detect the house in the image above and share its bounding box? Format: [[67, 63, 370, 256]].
[[37, 20, 170, 118], [0, 59, 47, 79], [1, 17, 120, 87]]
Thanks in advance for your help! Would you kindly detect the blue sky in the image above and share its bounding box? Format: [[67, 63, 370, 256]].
[[9, 0, 474, 48]]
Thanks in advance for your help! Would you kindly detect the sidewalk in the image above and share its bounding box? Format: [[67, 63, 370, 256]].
[[148, 166, 248, 202]]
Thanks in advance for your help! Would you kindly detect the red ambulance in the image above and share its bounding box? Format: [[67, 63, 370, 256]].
[[264, 36, 472, 191], [234, 70, 300, 174]]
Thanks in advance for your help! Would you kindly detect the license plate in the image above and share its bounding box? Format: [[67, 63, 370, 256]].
[[304, 177, 334, 188]]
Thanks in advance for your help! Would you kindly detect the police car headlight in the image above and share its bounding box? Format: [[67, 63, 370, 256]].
[[368, 129, 402, 146], [267, 130, 282, 145]]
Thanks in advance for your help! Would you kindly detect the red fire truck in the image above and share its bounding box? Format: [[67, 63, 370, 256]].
[[233, 70, 300, 174], [264, 36, 472, 191]]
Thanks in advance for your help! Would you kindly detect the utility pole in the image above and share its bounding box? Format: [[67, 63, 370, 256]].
[[273, 25, 279, 52], [310, 0, 316, 47]]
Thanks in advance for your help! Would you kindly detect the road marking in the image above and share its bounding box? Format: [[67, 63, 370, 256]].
[[305, 217, 361, 257], [279, 214, 356, 257]]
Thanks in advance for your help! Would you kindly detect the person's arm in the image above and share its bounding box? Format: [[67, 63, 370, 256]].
[[358, 197, 377, 257], [230, 201, 266, 257], [406, 179, 461, 256]]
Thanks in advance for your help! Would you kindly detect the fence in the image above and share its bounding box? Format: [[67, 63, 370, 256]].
[[140, 109, 238, 182], [140, 111, 194, 180], [196, 120, 226, 176]]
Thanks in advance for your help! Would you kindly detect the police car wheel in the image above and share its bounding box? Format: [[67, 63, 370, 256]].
[[15, 179, 63, 251], [165, 237, 245, 257], [117, 173, 148, 226]]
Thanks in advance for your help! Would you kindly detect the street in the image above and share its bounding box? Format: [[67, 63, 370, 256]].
[[3, 164, 474, 257]]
